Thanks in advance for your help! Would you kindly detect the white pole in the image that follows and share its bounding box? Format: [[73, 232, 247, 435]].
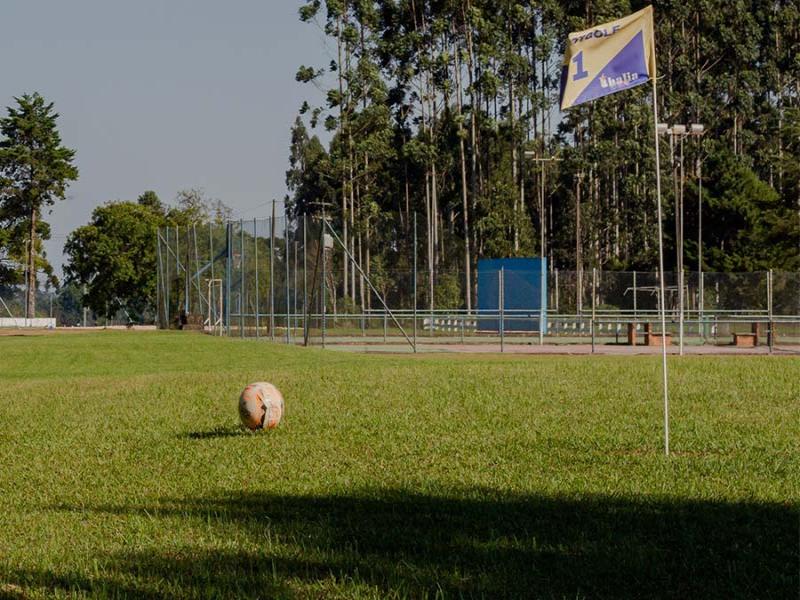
[[679, 133, 685, 356], [652, 76, 671, 456]]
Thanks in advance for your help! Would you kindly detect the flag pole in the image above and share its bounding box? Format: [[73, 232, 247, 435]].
[[651, 73, 670, 456]]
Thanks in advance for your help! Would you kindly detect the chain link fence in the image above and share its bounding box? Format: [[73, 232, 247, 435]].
[[156, 213, 800, 353]]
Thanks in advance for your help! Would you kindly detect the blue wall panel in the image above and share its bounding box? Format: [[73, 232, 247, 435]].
[[477, 258, 547, 332]]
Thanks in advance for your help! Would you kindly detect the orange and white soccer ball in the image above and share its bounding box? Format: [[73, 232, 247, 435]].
[[238, 382, 284, 431]]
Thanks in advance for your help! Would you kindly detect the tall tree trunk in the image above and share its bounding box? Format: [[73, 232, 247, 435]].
[[337, 13, 349, 303], [454, 35, 472, 312], [576, 173, 583, 313], [510, 77, 519, 254], [27, 207, 37, 319]]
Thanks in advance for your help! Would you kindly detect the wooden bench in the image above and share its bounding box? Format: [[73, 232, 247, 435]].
[[646, 333, 672, 347], [643, 323, 672, 347], [733, 333, 756, 347]]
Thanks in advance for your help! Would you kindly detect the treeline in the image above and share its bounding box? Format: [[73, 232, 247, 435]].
[[286, 0, 800, 310]]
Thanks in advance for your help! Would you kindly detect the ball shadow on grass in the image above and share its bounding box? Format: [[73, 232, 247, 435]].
[[20, 489, 800, 599], [179, 424, 250, 440]]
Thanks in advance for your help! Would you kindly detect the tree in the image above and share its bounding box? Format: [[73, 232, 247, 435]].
[[0, 93, 78, 316], [137, 190, 164, 214], [64, 202, 164, 321], [289, 0, 800, 292]]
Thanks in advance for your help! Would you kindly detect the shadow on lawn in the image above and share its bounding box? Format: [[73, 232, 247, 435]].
[[16, 490, 799, 599], [179, 424, 248, 440]]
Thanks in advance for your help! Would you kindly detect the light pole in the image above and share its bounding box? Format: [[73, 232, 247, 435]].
[[657, 123, 704, 355], [690, 124, 706, 318]]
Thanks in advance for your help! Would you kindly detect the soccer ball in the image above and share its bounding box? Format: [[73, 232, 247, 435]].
[[238, 382, 284, 431]]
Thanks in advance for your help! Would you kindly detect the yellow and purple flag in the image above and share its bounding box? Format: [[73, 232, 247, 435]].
[[560, 6, 656, 111]]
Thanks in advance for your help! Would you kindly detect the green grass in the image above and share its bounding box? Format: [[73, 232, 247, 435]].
[[0, 331, 798, 599]]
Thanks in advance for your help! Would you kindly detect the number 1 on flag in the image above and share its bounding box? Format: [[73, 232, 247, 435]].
[[572, 51, 589, 81]]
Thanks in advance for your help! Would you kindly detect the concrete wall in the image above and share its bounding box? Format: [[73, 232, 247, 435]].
[[0, 318, 56, 328]]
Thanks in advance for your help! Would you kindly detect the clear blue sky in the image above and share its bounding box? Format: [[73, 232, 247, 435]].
[[1, 1, 328, 275]]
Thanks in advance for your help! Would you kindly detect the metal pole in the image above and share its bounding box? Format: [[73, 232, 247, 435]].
[[165, 228, 171, 327], [270, 202, 276, 341], [321, 207, 327, 349], [294, 240, 298, 333], [768, 269, 774, 353], [499, 267, 505, 353], [156, 231, 162, 328], [652, 74, 671, 456], [175, 226, 180, 315], [592, 267, 597, 351], [539, 258, 545, 346], [303, 216, 309, 345], [698, 149, 703, 278], [225, 222, 231, 336], [239, 219, 244, 338], [193, 223, 203, 317], [539, 155, 546, 347], [679, 269, 685, 356], [285, 208, 291, 344], [699, 270, 705, 343], [156, 231, 166, 328], [325, 219, 415, 350], [254, 218, 260, 339], [555, 268, 559, 313], [209, 221, 216, 330], [413, 212, 418, 352], [633, 271, 638, 318], [184, 226, 190, 315]]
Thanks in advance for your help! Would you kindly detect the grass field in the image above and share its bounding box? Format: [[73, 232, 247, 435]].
[[1, 331, 798, 599]]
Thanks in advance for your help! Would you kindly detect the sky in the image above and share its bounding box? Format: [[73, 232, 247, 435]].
[[1, 1, 329, 276]]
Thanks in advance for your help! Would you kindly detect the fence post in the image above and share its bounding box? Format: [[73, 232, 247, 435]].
[[254, 218, 259, 339], [679, 269, 685, 356], [239, 220, 245, 338], [699, 270, 706, 343], [539, 259, 545, 346], [294, 240, 299, 334], [768, 269, 774, 353], [174, 226, 180, 315], [321, 210, 327, 349], [185, 226, 191, 315], [413, 212, 418, 353], [285, 209, 291, 345], [633, 271, 638, 318], [208, 221, 216, 333], [225, 222, 231, 336], [303, 216, 308, 346], [554, 268, 559, 313], [155, 231, 162, 328], [383, 309, 388, 343], [165, 228, 171, 328], [270, 202, 276, 341], [499, 267, 505, 353], [193, 224, 203, 319]]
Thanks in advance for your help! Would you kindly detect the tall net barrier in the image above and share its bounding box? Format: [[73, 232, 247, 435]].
[[157, 215, 800, 353]]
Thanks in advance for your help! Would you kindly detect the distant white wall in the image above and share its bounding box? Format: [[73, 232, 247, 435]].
[[0, 318, 56, 328]]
